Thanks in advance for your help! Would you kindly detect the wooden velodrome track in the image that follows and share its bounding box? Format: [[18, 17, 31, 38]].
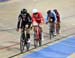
[[0, 0, 75, 58]]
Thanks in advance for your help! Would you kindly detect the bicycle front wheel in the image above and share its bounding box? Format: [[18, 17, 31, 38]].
[[20, 33, 25, 53]]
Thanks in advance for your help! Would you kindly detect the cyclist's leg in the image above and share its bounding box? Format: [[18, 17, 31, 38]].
[[53, 23, 57, 36], [26, 28, 30, 51], [58, 22, 61, 34], [26, 29, 30, 39], [56, 22, 60, 34], [50, 23, 54, 33], [48, 23, 50, 32], [39, 33, 42, 46], [20, 27, 25, 53], [21, 25, 28, 51], [21, 26, 25, 41], [56, 22, 59, 34], [39, 25, 44, 41], [49, 22, 54, 38], [38, 26, 42, 46], [26, 39, 30, 51]]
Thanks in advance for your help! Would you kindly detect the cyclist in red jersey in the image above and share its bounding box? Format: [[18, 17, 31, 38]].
[[32, 9, 44, 46], [53, 9, 61, 34], [32, 9, 44, 25]]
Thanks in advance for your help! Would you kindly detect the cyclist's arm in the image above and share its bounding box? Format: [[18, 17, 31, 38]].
[[39, 12, 44, 24], [32, 14, 36, 24], [57, 12, 61, 23], [17, 15, 21, 29], [45, 15, 49, 24], [53, 12, 57, 23]]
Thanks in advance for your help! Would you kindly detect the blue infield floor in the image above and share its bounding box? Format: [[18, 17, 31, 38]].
[[23, 36, 75, 58]]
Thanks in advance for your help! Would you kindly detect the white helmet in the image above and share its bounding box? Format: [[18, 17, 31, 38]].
[[33, 22, 38, 26], [32, 9, 38, 13]]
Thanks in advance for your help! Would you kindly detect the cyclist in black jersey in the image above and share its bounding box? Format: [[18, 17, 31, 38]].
[[16, 8, 32, 51], [17, 8, 32, 30]]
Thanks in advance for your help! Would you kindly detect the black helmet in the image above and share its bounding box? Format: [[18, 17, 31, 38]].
[[53, 9, 57, 13], [47, 10, 51, 16], [47, 10, 51, 14], [21, 8, 27, 14]]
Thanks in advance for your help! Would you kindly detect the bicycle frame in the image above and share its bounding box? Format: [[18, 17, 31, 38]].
[[20, 28, 30, 53], [33, 25, 42, 48]]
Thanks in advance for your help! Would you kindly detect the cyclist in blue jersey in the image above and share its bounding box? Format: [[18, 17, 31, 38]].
[[46, 10, 57, 36]]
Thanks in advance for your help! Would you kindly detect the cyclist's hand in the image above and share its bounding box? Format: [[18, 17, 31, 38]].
[[16, 28, 22, 32], [30, 26, 33, 30]]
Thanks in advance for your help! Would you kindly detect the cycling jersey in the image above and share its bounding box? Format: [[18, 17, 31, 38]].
[[46, 11, 57, 23], [17, 13, 32, 29], [32, 12, 44, 25], [54, 10, 60, 23]]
